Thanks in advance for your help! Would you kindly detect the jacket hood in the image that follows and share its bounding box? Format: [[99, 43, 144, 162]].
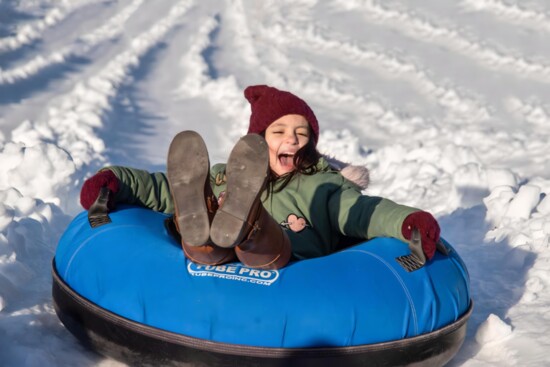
[[322, 155, 370, 190]]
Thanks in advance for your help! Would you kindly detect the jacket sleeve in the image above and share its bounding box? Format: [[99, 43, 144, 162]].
[[103, 166, 174, 214], [328, 183, 418, 242]]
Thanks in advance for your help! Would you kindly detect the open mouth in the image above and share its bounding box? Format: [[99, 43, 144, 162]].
[[278, 153, 295, 167]]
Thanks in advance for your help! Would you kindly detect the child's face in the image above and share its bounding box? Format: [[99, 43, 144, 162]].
[[264, 114, 311, 176]]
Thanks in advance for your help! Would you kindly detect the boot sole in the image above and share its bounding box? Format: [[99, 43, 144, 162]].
[[210, 134, 269, 248], [166, 131, 210, 246]]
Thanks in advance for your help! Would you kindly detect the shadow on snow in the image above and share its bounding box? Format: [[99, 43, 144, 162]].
[[440, 187, 536, 366]]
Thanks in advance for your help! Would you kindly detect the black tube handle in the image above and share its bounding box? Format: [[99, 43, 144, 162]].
[[409, 228, 427, 266], [397, 229, 425, 272], [396, 229, 450, 272], [88, 187, 112, 228]]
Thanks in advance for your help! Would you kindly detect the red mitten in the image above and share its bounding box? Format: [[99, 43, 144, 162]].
[[80, 170, 120, 210], [402, 211, 440, 260]]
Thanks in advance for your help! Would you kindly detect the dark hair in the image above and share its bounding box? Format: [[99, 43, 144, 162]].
[[264, 129, 321, 193]]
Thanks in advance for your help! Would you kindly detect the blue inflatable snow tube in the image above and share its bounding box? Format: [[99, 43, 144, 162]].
[[52, 206, 472, 366]]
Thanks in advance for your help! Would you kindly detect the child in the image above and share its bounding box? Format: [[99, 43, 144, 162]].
[[80, 85, 440, 270]]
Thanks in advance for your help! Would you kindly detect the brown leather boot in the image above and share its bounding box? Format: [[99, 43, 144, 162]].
[[167, 131, 235, 264], [181, 185, 237, 265], [165, 218, 236, 265], [182, 242, 236, 265], [210, 134, 291, 269], [234, 206, 292, 270], [167, 130, 212, 246], [210, 134, 271, 248]]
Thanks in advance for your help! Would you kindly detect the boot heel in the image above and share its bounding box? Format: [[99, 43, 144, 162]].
[[210, 134, 269, 248], [167, 131, 211, 246]]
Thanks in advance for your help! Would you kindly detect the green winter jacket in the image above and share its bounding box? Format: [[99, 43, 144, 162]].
[[105, 158, 418, 260]]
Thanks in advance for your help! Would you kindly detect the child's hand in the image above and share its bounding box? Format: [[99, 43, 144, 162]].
[[80, 170, 120, 210], [401, 211, 440, 260]]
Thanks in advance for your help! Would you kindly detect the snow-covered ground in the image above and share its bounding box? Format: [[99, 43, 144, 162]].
[[1, 0, 550, 365]]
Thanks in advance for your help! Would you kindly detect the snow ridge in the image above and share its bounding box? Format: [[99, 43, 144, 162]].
[[337, 0, 550, 82], [224, 0, 261, 67], [264, 22, 491, 123], [0, 0, 97, 52], [175, 15, 250, 146], [0, 0, 144, 85], [505, 97, 550, 128], [9, 0, 193, 203], [461, 0, 550, 33]]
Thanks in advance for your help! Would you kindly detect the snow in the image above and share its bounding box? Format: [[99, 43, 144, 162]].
[[1, 0, 549, 365], [474, 313, 513, 345]]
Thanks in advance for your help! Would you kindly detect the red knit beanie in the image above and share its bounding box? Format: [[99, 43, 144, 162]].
[[244, 85, 319, 145]]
